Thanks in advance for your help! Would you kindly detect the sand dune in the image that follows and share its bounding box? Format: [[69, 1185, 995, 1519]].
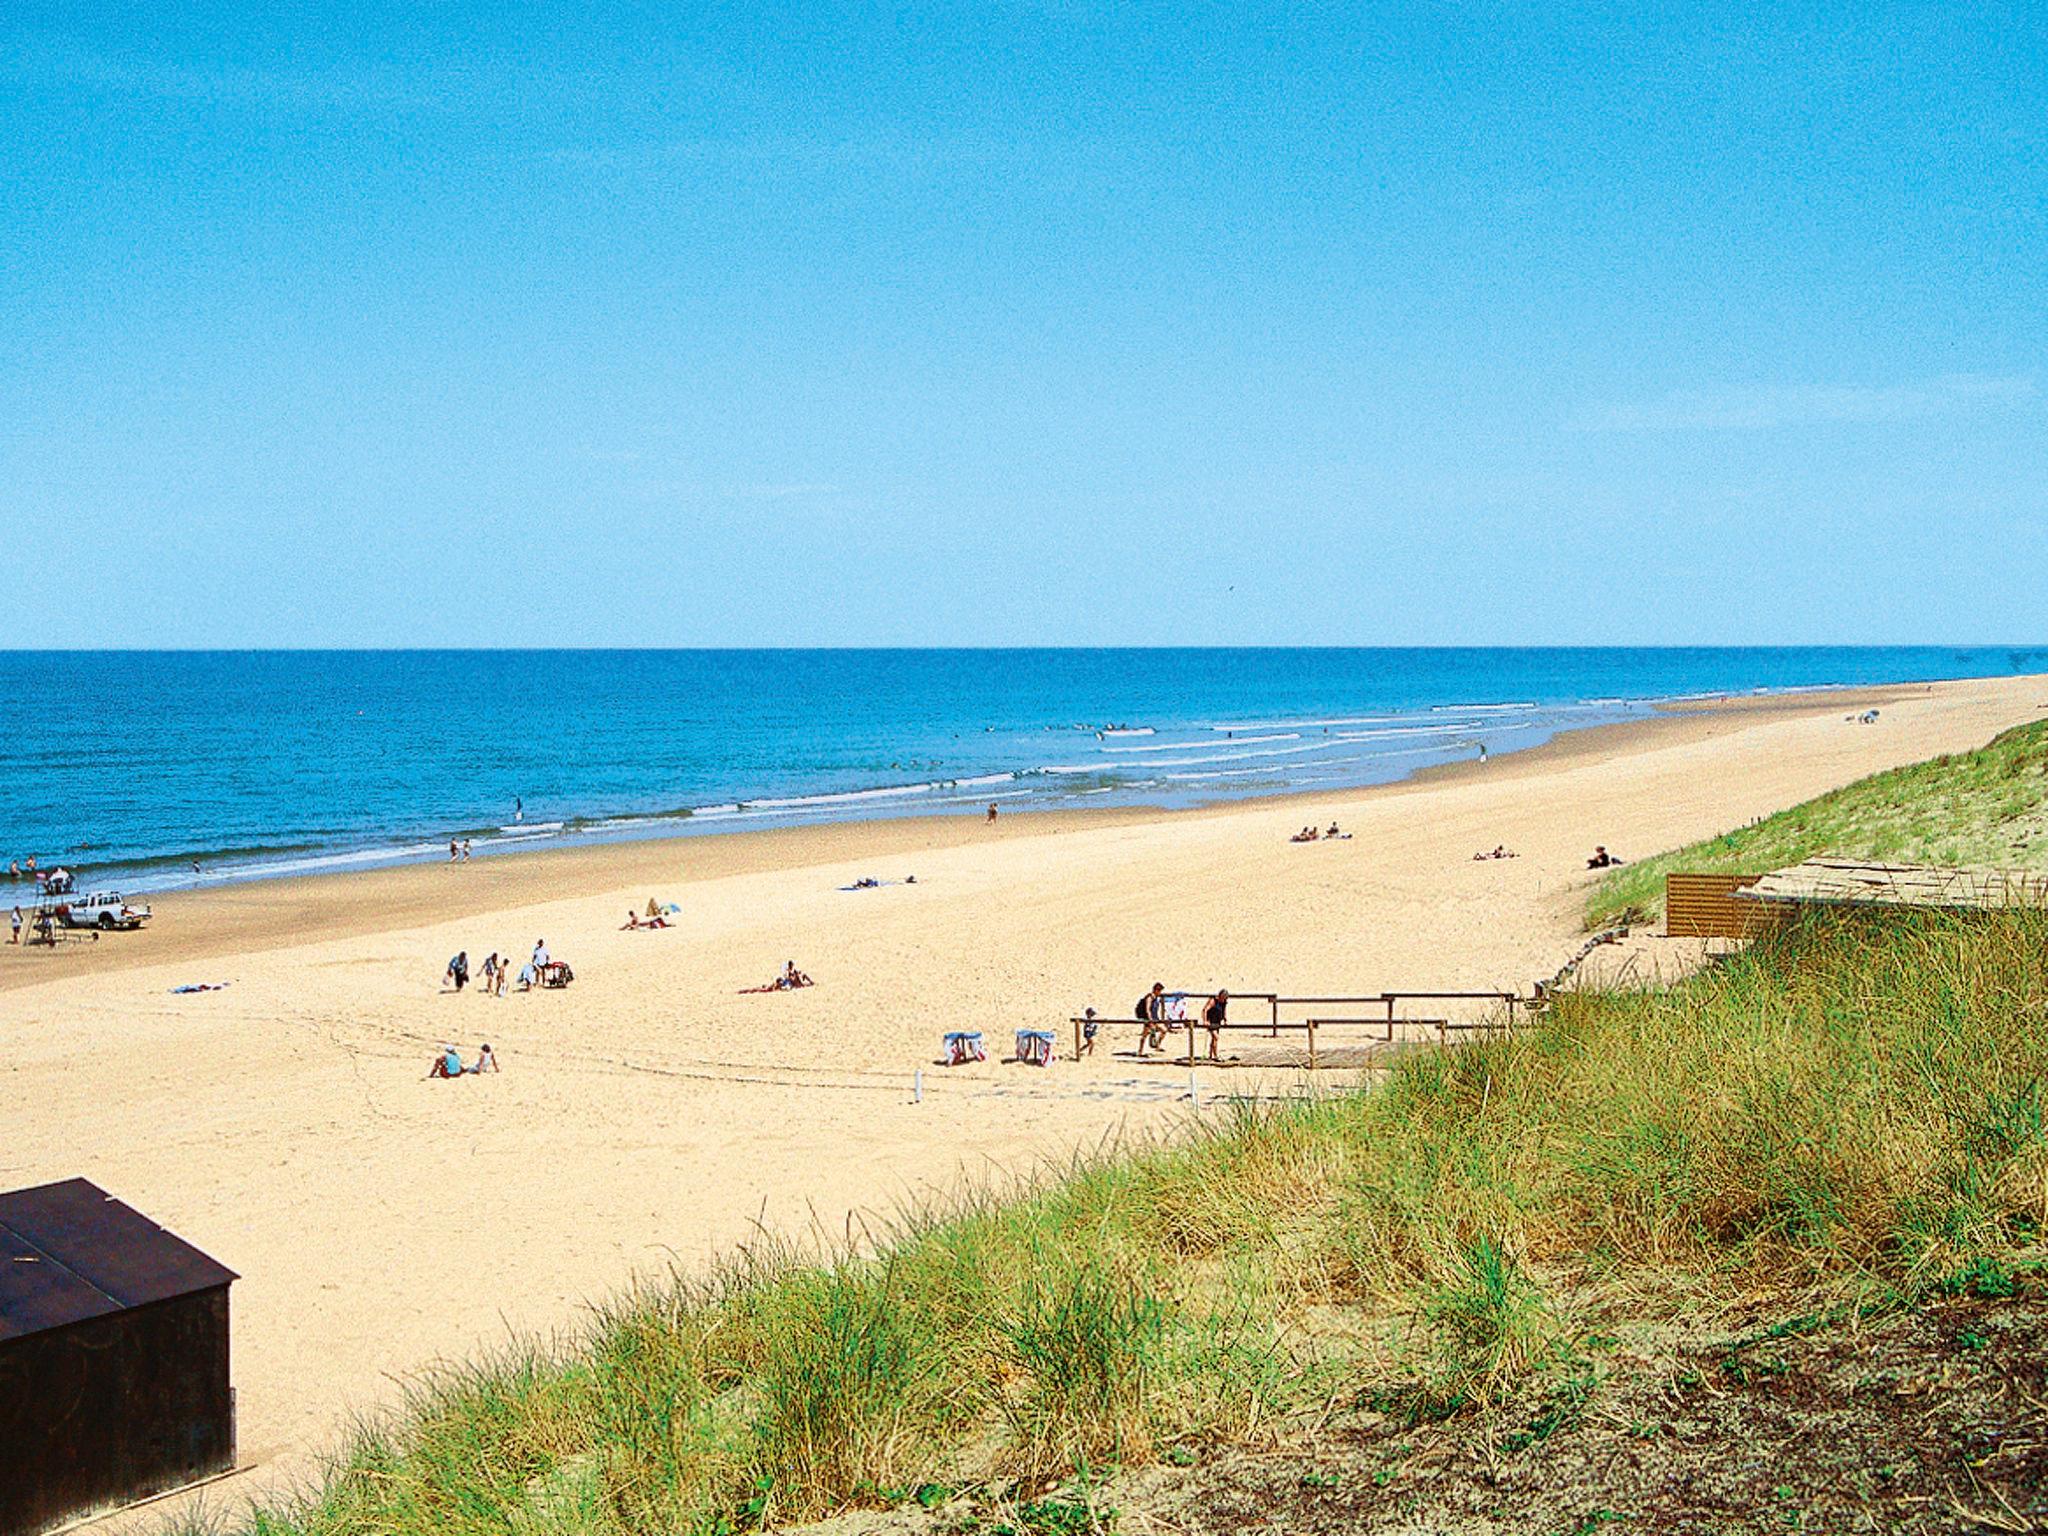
[[3, 673, 2040, 1524]]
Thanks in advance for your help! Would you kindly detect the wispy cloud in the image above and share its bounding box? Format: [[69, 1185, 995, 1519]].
[[729, 482, 842, 500], [8, 37, 436, 114], [1570, 373, 2037, 432], [543, 135, 1004, 175]]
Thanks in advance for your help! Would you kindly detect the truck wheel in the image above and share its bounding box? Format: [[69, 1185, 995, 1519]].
[[98, 912, 117, 930]]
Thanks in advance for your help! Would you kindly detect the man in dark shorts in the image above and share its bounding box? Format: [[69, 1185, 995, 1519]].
[[1136, 982, 1168, 1054], [1201, 988, 1229, 1062]]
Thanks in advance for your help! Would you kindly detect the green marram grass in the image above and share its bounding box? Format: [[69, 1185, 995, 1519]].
[[189, 907, 2048, 1536], [1586, 716, 2048, 929]]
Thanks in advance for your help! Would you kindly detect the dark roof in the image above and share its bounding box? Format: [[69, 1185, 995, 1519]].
[[0, 1178, 237, 1342]]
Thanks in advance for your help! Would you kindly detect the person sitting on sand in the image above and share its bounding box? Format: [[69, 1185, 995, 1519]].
[[781, 961, 812, 988], [622, 910, 642, 930], [1327, 822, 1341, 838], [1202, 988, 1229, 1062], [1586, 846, 1623, 869], [429, 1044, 464, 1079], [470, 1043, 499, 1074]]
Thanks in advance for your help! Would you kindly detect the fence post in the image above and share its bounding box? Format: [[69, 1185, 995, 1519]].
[[1270, 995, 1279, 1038], [1307, 1018, 1318, 1071]]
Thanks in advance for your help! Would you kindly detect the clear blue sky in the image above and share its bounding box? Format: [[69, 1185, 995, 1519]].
[[3, 2, 2041, 647]]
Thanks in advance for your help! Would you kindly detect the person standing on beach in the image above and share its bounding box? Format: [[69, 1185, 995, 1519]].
[[1202, 988, 1229, 1062], [987, 802, 999, 823], [449, 839, 460, 862], [446, 951, 469, 992], [8, 906, 20, 944], [532, 938, 549, 975], [462, 838, 472, 861]]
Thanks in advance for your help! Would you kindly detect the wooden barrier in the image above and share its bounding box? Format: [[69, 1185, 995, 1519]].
[[1069, 990, 1523, 1066], [1665, 872, 1773, 939]]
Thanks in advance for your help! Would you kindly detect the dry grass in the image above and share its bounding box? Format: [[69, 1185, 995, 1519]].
[[184, 903, 2048, 1536]]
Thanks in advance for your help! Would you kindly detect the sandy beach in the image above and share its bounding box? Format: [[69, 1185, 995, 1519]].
[[4, 672, 2042, 1523]]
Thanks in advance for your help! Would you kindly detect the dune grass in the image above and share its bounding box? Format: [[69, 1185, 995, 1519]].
[[196, 903, 2048, 1536], [1586, 717, 2048, 929]]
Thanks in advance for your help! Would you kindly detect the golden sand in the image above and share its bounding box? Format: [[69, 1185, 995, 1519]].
[[3, 672, 2038, 1518]]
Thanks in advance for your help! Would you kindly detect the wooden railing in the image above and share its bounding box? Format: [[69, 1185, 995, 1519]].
[[1067, 989, 1526, 1066]]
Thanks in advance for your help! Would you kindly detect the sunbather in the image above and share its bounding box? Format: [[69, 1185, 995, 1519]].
[[429, 1045, 464, 1079], [470, 1043, 499, 1074]]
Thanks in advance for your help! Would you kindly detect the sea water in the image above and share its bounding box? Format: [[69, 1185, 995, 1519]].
[[2, 647, 2040, 891]]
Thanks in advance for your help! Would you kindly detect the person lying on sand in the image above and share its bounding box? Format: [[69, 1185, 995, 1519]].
[[1472, 845, 1518, 860], [622, 910, 670, 929], [1290, 826, 1319, 843], [740, 962, 814, 994]]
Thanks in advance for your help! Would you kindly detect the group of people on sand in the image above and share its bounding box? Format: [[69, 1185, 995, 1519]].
[[445, 939, 556, 994], [7, 859, 75, 894], [428, 1041, 499, 1078], [1473, 845, 1518, 860], [623, 899, 675, 930], [1132, 980, 1230, 1061], [741, 961, 813, 994], [1291, 822, 1349, 843]]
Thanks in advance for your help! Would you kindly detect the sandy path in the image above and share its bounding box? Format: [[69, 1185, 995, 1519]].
[[2, 673, 2040, 1525]]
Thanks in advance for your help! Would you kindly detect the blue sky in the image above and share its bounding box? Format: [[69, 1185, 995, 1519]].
[[3, 2, 2042, 646]]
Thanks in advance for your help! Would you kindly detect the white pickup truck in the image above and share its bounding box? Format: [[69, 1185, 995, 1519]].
[[55, 892, 153, 931]]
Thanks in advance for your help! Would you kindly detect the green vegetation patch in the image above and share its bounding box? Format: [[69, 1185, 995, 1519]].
[[1586, 717, 2048, 929], [197, 906, 2048, 1536]]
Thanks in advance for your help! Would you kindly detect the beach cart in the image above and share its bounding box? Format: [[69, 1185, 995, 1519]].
[[942, 1031, 986, 1066], [1014, 1029, 1056, 1067], [540, 961, 574, 989]]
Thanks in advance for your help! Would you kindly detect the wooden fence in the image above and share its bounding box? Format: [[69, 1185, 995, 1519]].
[[1665, 872, 1774, 939], [1069, 990, 1525, 1067]]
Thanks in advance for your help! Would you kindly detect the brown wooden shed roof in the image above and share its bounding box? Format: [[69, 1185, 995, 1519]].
[[0, 1178, 237, 1342]]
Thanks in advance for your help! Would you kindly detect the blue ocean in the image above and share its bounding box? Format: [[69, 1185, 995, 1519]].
[[4, 648, 2041, 892]]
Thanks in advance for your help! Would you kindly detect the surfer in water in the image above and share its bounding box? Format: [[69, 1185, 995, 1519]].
[[513, 796, 523, 824]]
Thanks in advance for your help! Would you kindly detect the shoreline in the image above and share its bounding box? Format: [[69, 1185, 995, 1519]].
[[7, 670, 2039, 1524], [0, 679, 1937, 994]]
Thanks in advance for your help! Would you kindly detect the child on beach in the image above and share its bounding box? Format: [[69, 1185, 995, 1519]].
[[480, 953, 498, 992], [1080, 1007, 1100, 1057], [495, 958, 509, 996]]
